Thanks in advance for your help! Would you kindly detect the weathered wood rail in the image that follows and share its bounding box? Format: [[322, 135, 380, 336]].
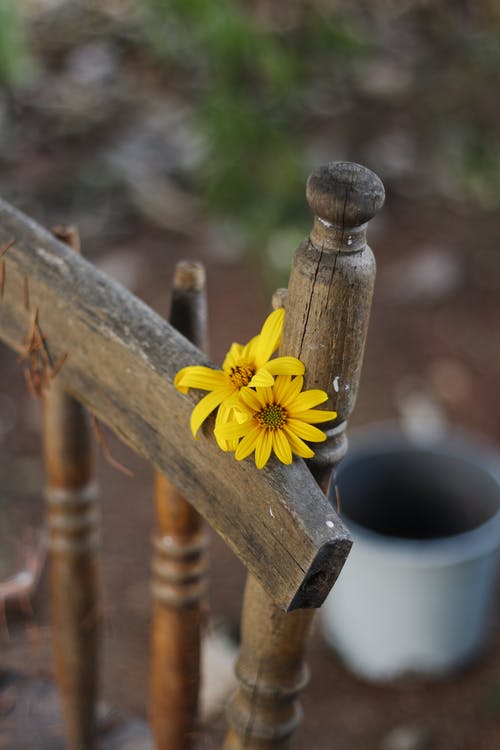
[[0, 198, 351, 614]]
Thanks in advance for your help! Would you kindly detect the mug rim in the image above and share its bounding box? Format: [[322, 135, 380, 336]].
[[333, 423, 500, 565]]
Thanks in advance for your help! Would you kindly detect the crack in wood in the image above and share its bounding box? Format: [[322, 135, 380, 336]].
[[297, 243, 323, 363]]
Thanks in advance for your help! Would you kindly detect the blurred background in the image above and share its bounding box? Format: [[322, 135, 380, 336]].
[[0, 1, 499, 748]]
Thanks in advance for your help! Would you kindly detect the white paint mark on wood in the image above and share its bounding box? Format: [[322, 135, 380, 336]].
[[36, 247, 69, 274], [317, 216, 334, 229]]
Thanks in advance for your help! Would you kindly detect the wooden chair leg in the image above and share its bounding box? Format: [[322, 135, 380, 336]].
[[151, 476, 207, 749], [224, 576, 314, 750], [43, 227, 100, 750], [224, 162, 384, 749], [150, 261, 208, 750]]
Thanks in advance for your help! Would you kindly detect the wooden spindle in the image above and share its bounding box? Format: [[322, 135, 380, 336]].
[[150, 261, 209, 750], [44, 225, 100, 750], [224, 162, 384, 749]]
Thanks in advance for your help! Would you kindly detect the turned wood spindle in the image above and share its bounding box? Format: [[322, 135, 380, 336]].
[[150, 261, 209, 750], [224, 161, 385, 750], [44, 225, 100, 750]]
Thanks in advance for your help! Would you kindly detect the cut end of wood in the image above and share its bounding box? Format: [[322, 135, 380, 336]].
[[287, 534, 353, 611], [173, 260, 206, 292], [306, 161, 385, 229]]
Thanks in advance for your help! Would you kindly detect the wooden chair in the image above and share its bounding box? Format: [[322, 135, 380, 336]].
[[0, 160, 384, 749]]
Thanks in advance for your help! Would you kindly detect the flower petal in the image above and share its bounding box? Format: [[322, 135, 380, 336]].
[[272, 374, 291, 404], [283, 426, 315, 459], [239, 387, 262, 412], [287, 419, 328, 443], [242, 334, 260, 363], [235, 425, 261, 461], [273, 429, 293, 464], [249, 368, 275, 387], [214, 419, 250, 443], [222, 342, 244, 371], [190, 388, 233, 438], [253, 308, 284, 367], [175, 366, 228, 394], [280, 375, 304, 406], [288, 389, 329, 412], [264, 356, 305, 376], [292, 408, 337, 424], [255, 429, 273, 469], [255, 386, 274, 407], [215, 403, 241, 451]]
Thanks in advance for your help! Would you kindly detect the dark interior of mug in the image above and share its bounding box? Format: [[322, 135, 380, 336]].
[[334, 447, 499, 540]]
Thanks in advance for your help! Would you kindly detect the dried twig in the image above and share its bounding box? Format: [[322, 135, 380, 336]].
[[0, 238, 15, 302], [91, 414, 134, 477], [0, 238, 15, 258], [51, 352, 68, 379], [24, 367, 37, 400], [19, 308, 67, 400], [23, 274, 30, 312]]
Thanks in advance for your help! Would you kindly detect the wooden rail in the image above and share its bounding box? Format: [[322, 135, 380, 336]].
[[0, 198, 351, 612]]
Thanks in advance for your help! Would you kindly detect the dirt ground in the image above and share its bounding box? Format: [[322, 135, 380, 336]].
[[1, 4, 500, 749]]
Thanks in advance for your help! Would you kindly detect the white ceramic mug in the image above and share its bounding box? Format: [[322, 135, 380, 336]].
[[321, 426, 500, 681]]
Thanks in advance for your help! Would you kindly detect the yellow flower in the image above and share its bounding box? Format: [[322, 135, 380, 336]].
[[174, 308, 304, 443], [214, 375, 337, 469]]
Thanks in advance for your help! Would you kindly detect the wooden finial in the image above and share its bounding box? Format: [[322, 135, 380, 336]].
[[306, 161, 385, 252], [173, 260, 206, 292], [281, 162, 384, 491], [170, 261, 208, 352]]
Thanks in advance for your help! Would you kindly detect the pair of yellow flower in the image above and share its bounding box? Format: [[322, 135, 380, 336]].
[[174, 308, 337, 469]]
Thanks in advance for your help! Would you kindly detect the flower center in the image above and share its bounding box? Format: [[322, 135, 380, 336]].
[[257, 403, 287, 431], [229, 364, 255, 389]]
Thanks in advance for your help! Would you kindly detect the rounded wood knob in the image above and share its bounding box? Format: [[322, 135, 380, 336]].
[[173, 259, 205, 291], [306, 161, 385, 229]]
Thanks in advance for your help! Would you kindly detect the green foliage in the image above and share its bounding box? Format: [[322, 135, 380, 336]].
[[418, 16, 500, 209], [0, 1, 34, 87], [138, 0, 370, 270]]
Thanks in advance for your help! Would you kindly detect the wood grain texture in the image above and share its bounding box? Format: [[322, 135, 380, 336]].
[[0, 198, 350, 611], [150, 261, 208, 750], [290, 161, 383, 489], [225, 162, 384, 749], [43, 226, 101, 750]]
